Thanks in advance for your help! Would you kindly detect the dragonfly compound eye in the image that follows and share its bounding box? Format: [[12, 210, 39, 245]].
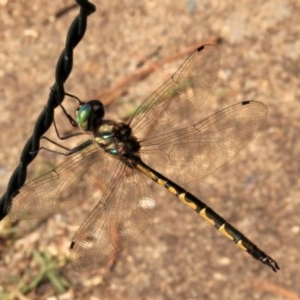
[[88, 100, 105, 118], [76, 103, 91, 131]]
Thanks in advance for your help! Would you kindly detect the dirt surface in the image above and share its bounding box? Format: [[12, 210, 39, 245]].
[[0, 1, 299, 300]]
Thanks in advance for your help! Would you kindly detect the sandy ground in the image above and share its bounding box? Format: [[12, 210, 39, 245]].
[[0, 1, 299, 299]]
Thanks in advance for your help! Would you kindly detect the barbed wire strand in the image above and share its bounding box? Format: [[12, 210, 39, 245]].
[[0, 0, 96, 221]]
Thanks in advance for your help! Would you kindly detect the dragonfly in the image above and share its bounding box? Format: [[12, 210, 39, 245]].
[[7, 44, 279, 272]]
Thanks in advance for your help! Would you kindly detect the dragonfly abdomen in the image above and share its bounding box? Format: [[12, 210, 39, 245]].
[[135, 158, 279, 272]]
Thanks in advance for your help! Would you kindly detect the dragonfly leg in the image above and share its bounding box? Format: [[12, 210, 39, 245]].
[[35, 138, 94, 156]]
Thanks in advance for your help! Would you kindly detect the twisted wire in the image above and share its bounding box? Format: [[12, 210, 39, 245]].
[[0, 0, 96, 221]]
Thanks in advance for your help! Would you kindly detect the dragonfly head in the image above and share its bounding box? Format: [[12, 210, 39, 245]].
[[76, 100, 105, 131]]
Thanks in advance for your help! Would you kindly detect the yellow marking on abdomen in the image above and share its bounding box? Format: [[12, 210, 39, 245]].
[[166, 185, 178, 196], [136, 163, 157, 181], [157, 178, 166, 187], [218, 224, 234, 240], [178, 193, 199, 210], [237, 240, 248, 251], [199, 208, 216, 225]]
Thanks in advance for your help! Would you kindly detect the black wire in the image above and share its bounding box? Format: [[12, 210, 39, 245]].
[[0, 0, 96, 221]]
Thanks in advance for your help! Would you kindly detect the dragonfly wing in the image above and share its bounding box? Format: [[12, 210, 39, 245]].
[[140, 101, 267, 184], [8, 142, 106, 220], [69, 162, 156, 272], [130, 44, 220, 139]]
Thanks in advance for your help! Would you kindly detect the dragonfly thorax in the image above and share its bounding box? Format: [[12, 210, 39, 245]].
[[95, 120, 140, 161]]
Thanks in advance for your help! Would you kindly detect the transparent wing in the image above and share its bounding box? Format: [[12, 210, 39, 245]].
[[69, 162, 156, 272], [130, 44, 220, 139], [139, 101, 267, 185], [8, 142, 108, 220]]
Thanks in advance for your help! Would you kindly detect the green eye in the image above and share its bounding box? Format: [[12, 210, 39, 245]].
[[76, 103, 91, 130]]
